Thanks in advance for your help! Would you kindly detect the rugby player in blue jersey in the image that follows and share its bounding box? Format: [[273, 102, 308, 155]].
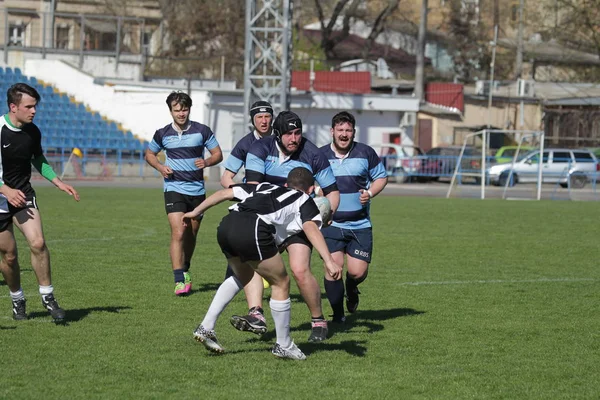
[[219, 100, 274, 334], [231, 110, 340, 342], [145, 92, 223, 296], [319, 111, 387, 323]]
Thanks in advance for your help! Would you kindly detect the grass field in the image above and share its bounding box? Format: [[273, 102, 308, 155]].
[[1, 186, 599, 399]]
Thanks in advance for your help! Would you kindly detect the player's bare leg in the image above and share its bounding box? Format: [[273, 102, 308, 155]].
[[287, 243, 328, 342]]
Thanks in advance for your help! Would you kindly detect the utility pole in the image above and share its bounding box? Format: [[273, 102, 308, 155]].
[[414, 0, 427, 102], [487, 25, 498, 129], [515, 0, 524, 79]]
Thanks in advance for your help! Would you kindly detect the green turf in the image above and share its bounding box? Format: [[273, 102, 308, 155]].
[[1, 187, 599, 399]]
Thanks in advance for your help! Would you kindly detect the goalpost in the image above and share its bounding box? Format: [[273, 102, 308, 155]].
[[446, 129, 545, 200]]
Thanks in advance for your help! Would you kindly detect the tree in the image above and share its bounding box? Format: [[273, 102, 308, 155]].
[[154, 0, 246, 82], [553, 0, 600, 60], [312, 0, 400, 60], [444, 0, 492, 82]]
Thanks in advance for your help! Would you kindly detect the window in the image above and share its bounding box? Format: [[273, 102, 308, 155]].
[[529, 152, 549, 164], [56, 26, 70, 49], [8, 23, 25, 46], [552, 151, 571, 163], [573, 152, 595, 163]]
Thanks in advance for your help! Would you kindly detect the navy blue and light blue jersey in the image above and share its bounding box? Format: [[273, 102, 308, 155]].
[[148, 121, 219, 196], [223, 130, 261, 175], [320, 142, 387, 229], [245, 135, 338, 194]]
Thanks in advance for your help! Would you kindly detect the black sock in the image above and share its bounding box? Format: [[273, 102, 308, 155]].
[[346, 271, 367, 290], [249, 306, 264, 314], [173, 269, 185, 283], [224, 264, 235, 280], [311, 315, 325, 322], [184, 261, 191, 272], [324, 278, 345, 318]]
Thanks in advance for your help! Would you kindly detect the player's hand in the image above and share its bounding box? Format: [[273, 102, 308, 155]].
[[194, 158, 208, 169], [325, 259, 342, 280], [160, 165, 173, 179], [359, 189, 371, 205], [3, 187, 26, 207], [57, 182, 80, 201]]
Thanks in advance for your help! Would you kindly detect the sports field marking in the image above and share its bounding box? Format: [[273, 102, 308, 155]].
[[46, 227, 158, 243], [398, 277, 596, 286]]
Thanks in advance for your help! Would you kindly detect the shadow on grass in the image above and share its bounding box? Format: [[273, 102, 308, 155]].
[[28, 306, 133, 325], [0, 326, 17, 330], [188, 282, 222, 294]]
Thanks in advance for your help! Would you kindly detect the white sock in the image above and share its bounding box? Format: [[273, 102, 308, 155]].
[[10, 288, 25, 302], [201, 276, 243, 331], [39, 285, 54, 301], [270, 298, 292, 349]]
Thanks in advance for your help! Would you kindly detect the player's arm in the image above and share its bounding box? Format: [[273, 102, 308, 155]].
[[31, 155, 80, 201], [220, 169, 237, 189], [195, 145, 223, 169], [182, 188, 235, 222], [359, 149, 389, 205], [359, 177, 387, 205], [0, 180, 26, 207], [144, 148, 172, 178], [302, 220, 342, 280]]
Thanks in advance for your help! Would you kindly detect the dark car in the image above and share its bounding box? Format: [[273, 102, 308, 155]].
[[417, 146, 482, 182]]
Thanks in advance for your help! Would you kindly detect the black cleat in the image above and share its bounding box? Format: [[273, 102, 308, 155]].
[[307, 319, 328, 342], [12, 299, 27, 320], [42, 294, 66, 320], [230, 311, 268, 335], [346, 286, 361, 314]]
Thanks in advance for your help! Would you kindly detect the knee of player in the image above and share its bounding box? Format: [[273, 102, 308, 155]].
[[2, 251, 18, 266], [289, 264, 311, 282], [28, 237, 47, 253]]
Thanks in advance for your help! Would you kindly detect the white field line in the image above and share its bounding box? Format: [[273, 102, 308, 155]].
[[45, 227, 157, 244], [397, 278, 596, 286]]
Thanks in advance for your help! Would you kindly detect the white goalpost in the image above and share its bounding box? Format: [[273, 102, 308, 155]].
[[446, 129, 545, 200]]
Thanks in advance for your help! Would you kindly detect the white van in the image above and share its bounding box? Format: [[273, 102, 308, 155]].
[[487, 148, 599, 188]]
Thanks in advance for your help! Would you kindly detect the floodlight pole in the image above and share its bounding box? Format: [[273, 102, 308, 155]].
[[243, 0, 293, 129]]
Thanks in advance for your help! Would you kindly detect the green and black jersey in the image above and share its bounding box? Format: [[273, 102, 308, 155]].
[[0, 114, 43, 212]]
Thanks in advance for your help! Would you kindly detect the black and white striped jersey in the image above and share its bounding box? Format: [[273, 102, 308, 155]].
[[229, 182, 322, 245]]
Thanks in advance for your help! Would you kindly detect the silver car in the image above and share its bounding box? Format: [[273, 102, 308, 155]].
[[487, 148, 599, 188]]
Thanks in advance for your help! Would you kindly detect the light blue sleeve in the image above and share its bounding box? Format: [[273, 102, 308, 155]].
[[245, 153, 266, 175], [224, 155, 244, 173], [205, 134, 219, 150]]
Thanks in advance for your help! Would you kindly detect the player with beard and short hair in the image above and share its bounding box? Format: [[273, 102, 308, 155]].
[[0, 82, 80, 321], [228, 110, 340, 343], [319, 111, 387, 323]]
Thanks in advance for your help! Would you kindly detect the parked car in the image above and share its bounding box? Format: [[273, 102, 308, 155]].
[[487, 148, 599, 188], [372, 143, 423, 183], [494, 145, 535, 164], [417, 146, 482, 182]]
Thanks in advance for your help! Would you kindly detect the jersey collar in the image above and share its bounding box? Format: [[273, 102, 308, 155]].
[[171, 120, 191, 134], [330, 141, 354, 160], [2, 114, 22, 132]]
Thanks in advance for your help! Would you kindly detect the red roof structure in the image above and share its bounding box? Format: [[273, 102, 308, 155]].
[[291, 71, 372, 94]]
